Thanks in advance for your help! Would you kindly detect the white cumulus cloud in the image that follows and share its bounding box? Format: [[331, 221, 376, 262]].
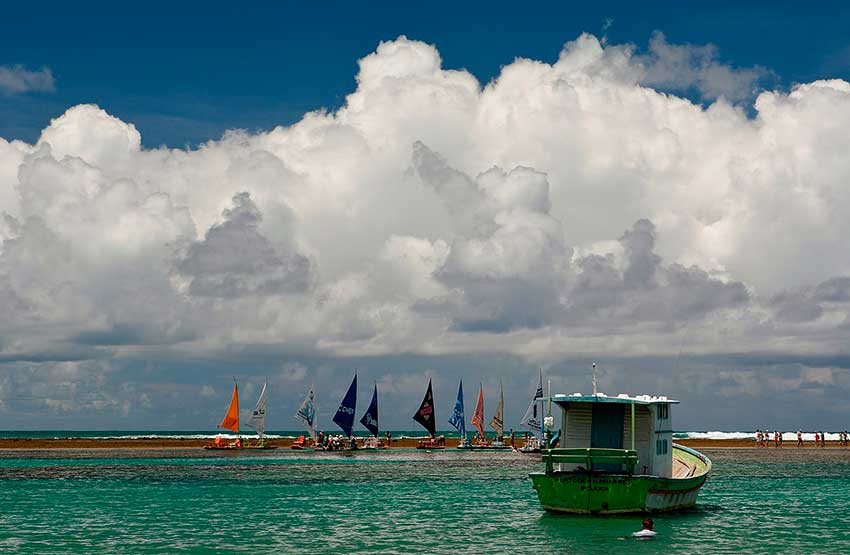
[[1, 33, 850, 424]]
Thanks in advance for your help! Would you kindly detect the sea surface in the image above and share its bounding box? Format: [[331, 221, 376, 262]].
[[1, 447, 849, 554]]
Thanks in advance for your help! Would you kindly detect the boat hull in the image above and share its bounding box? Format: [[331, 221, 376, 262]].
[[529, 445, 710, 515]]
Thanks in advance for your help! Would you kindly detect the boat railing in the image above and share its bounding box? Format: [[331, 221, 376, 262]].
[[542, 448, 638, 475]]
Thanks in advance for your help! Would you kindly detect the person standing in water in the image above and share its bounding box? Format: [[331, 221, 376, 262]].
[[633, 518, 656, 538], [797, 430, 803, 447]]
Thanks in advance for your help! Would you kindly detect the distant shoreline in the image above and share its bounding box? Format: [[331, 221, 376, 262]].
[[0, 437, 845, 450]]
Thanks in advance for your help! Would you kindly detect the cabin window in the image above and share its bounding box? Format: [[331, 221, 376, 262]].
[[655, 439, 668, 455], [656, 404, 669, 420]]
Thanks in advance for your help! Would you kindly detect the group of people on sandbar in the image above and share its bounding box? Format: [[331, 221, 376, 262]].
[[294, 430, 390, 450], [755, 430, 783, 447], [755, 429, 850, 447]]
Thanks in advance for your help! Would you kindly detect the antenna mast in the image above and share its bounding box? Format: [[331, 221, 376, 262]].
[[592, 362, 597, 396]]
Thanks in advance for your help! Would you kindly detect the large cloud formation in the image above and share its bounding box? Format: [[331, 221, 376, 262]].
[[2, 34, 850, 427]]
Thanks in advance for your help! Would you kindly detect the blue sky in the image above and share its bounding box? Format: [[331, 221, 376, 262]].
[[3, 1, 850, 146], [3, 3, 850, 431]]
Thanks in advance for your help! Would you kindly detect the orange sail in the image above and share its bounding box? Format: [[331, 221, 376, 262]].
[[471, 383, 485, 440], [219, 382, 240, 433]]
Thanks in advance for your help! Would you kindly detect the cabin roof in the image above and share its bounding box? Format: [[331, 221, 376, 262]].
[[551, 393, 679, 406]]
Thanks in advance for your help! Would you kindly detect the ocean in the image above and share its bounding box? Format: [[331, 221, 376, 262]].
[[1, 447, 849, 553]]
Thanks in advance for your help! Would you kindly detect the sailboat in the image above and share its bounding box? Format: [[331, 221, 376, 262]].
[[465, 382, 510, 450], [449, 380, 469, 448], [292, 385, 318, 450], [519, 369, 544, 453], [414, 379, 444, 449], [245, 380, 277, 449], [204, 379, 243, 450], [359, 383, 385, 449], [330, 374, 358, 450]]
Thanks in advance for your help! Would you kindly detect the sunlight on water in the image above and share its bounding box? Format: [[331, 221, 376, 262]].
[[0, 449, 849, 553]]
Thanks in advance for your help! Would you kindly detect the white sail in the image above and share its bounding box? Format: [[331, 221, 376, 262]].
[[489, 381, 504, 437], [295, 385, 317, 440], [247, 381, 268, 437], [520, 369, 544, 433]]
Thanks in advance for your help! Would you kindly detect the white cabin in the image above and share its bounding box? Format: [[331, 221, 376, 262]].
[[552, 393, 677, 477]]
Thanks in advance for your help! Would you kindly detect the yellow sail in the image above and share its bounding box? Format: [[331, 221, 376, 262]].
[[219, 382, 240, 433]]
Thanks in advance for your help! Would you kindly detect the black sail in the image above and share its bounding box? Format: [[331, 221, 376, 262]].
[[412, 379, 436, 437]]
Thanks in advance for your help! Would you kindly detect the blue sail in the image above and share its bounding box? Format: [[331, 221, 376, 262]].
[[359, 384, 379, 437], [333, 374, 357, 437], [448, 380, 466, 438]]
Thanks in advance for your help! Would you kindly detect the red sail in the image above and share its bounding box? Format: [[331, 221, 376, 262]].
[[219, 382, 240, 433], [471, 383, 485, 440]]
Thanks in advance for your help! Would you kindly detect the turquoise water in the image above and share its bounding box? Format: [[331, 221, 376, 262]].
[[1, 448, 849, 553]]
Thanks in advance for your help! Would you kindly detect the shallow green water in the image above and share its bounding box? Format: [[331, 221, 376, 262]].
[[0, 448, 848, 554]]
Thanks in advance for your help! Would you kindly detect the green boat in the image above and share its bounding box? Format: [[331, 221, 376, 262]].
[[529, 391, 711, 514]]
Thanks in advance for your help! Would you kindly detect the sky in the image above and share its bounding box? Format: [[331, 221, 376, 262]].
[[2, 2, 850, 431]]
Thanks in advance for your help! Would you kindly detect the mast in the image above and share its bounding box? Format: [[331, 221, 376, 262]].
[[359, 383, 379, 437], [333, 374, 358, 437], [218, 379, 240, 435], [489, 381, 504, 439], [412, 379, 437, 437], [448, 380, 466, 439], [471, 383, 485, 440], [247, 380, 268, 439]]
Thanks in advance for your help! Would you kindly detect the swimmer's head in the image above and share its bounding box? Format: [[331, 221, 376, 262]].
[[642, 518, 654, 530]]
